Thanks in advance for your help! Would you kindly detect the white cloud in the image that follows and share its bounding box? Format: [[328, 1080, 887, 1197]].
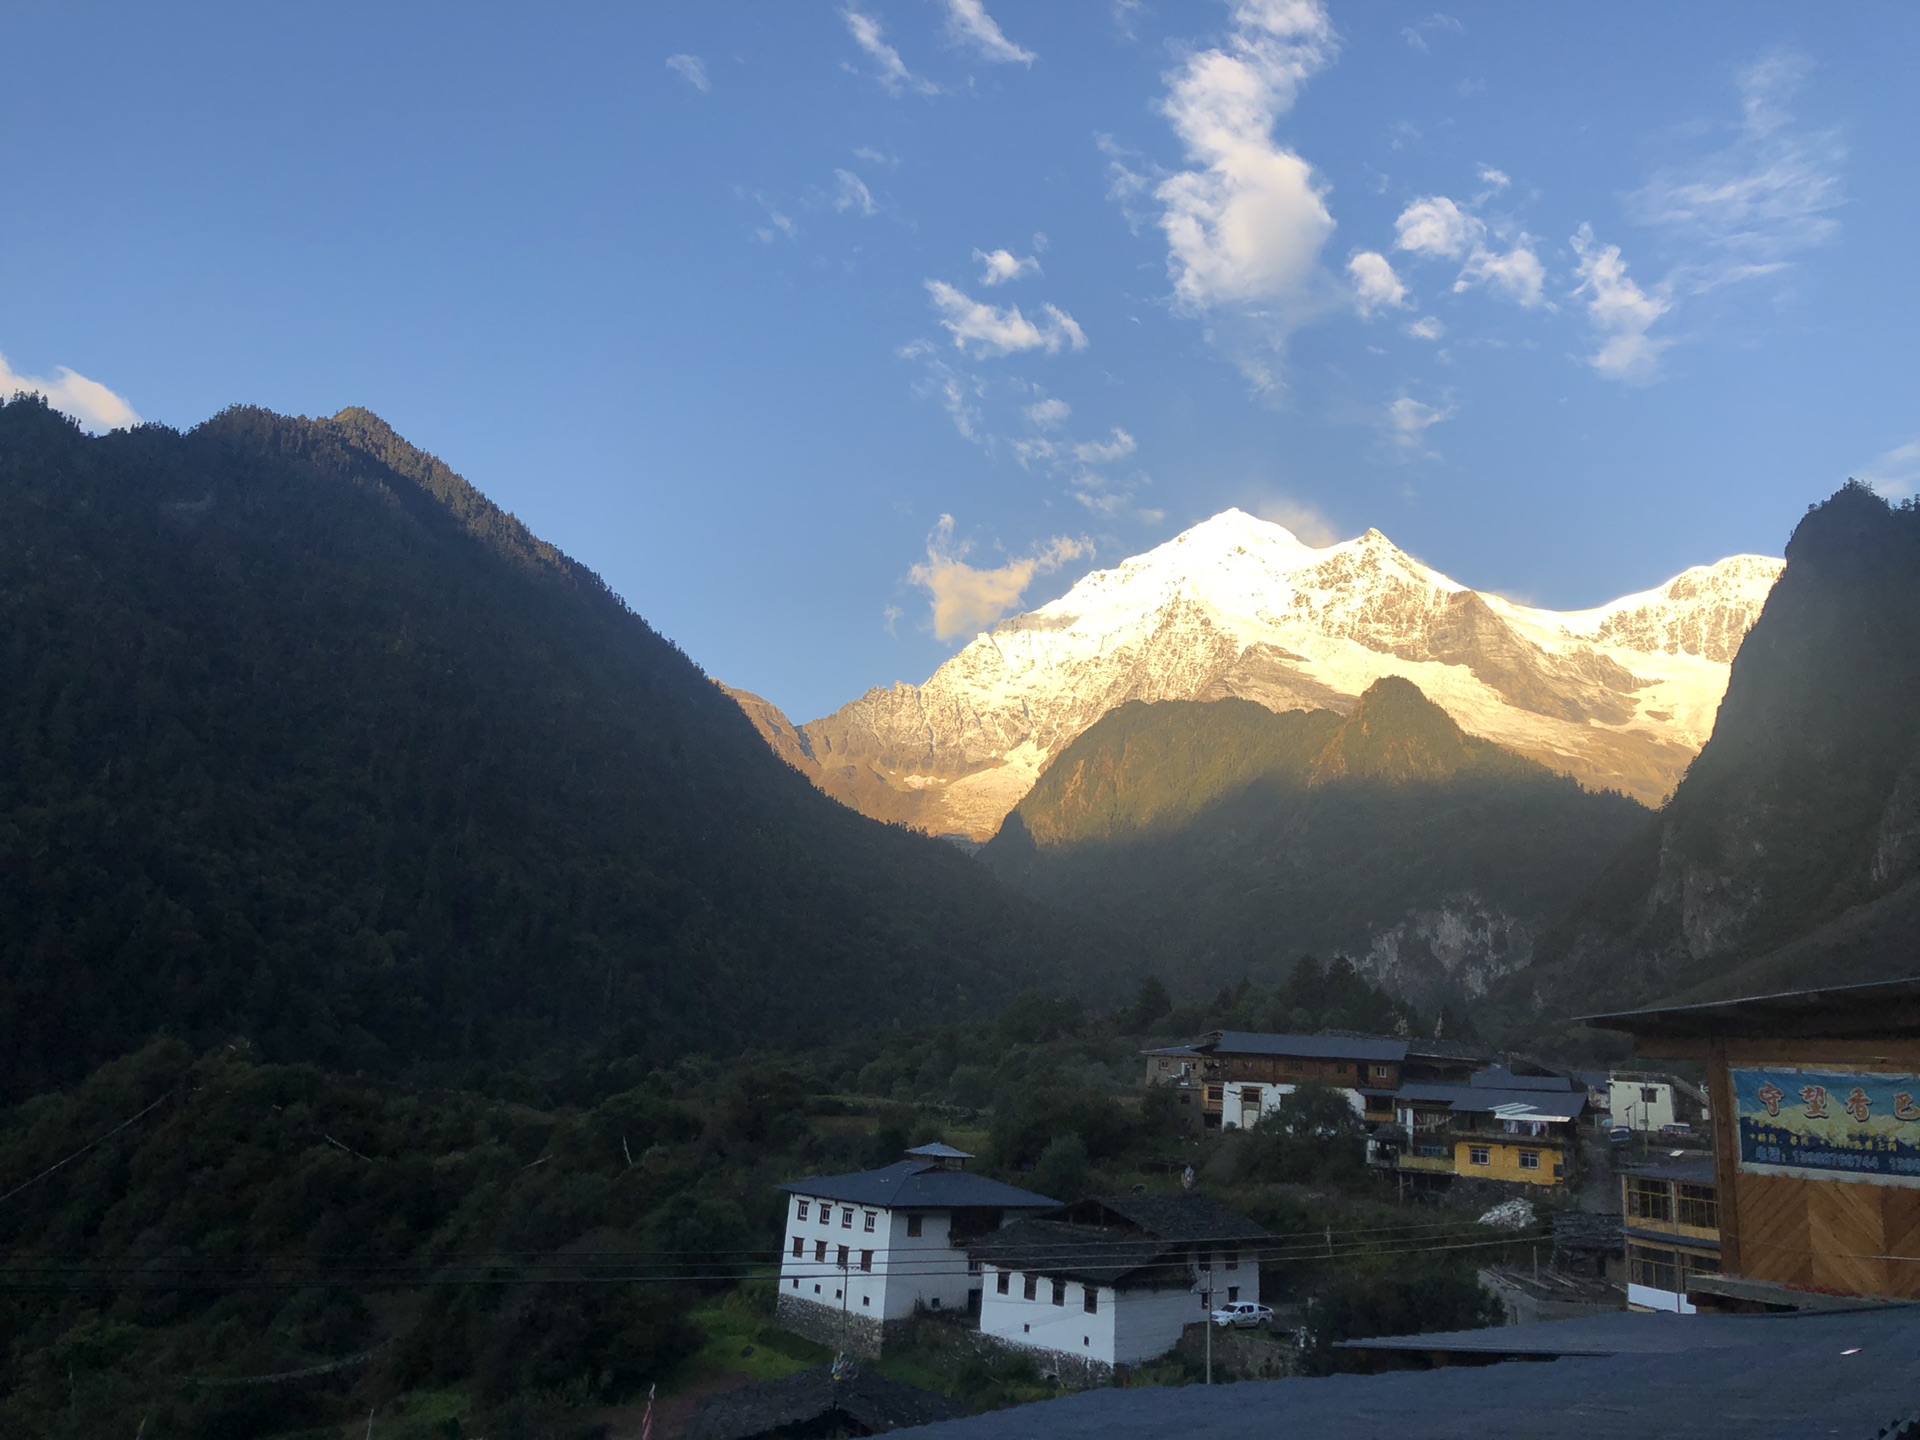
[[926, 280, 1087, 358], [975, 247, 1041, 285], [833, 169, 877, 216], [1394, 195, 1477, 259], [1150, 0, 1338, 328], [1347, 250, 1407, 316], [1476, 165, 1510, 192], [1073, 428, 1137, 464], [1394, 193, 1544, 307], [1400, 12, 1464, 51], [1405, 315, 1444, 341], [1859, 441, 1920, 501], [1254, 494, 1338, 545], [1570, 223, 1671, 384], [900, 341, 989, 443], [0, 351, 140, 433], [842, 7, 939, 96], [854, 145, 900, 168], [1386, 394, 1453, 456], [665, 54, 709, 92], [910, 515, 1090, 640], [1631, 50, 1842, 273], [942, 0, 1035, 66], [1026, 396, 1071, 427]]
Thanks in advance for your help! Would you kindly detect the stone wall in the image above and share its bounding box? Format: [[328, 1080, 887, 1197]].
[[774, 1292, 889, 1357]]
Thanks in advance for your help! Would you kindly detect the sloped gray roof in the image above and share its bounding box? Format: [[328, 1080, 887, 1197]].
[[892, 1307, 1920, 1439], [905, 1142, 975, 1160], [1622, 1155, 1718, 1185], [779, 1160, 1057, 1210], [1074, 1193, 1273, 1245], [1394, 1082, 1587, 1119], [683, 1365, 964, 1440], [1470, 1065, 1573, 1091], [968, 1218, 1186, 1288], [1204, 1030, 1408, 1063]]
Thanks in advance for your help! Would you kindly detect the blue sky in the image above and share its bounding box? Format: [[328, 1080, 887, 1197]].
[[4, 2, 1916, 721]]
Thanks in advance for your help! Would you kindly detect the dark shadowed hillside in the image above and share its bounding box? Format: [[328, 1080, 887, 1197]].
[[0, 397, 1080, 1097], [982, 679, 1648, 1010], [1523, 482, 1920, 1015]]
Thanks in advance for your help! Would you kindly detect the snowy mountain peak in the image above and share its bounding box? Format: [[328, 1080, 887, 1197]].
[[746, 513, 1786, 840]]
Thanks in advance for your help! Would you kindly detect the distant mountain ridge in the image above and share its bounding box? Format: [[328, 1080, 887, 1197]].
[[732, 510, 1781, 839], [0, 396, 1078, 1095], [983, 678, 1650, 1009], [1520, 483, 1920, 1016]]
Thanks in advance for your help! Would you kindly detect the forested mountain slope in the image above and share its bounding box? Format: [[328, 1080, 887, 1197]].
[[0, 397, 1075, 1096], [982, 679, 1648, 1009], [1524, 483, 1920, 1014]]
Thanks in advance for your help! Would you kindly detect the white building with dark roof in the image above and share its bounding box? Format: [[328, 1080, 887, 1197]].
[[775, 1146, 1057, 1355], [969, 1193, 1273, 1383]]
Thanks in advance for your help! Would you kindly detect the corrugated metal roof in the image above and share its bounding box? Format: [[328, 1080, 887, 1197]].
[[1622, 1155, 1718, 1185], [1204, 1030, 1408, 1062], [779, 1160, 1057, 1210], [895, 1308, 1920, 1439], [1394, 1082, 1587, 1118], [1073, 1193, 1274, 1245]]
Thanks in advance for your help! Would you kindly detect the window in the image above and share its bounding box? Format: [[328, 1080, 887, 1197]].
[[1224, 1250, 1239, 1271], [860, 1250, 873, 1273], [1083, 1286, 1098, 1314], [792, 1236, 803, 1258], [836, 1245, 849, 1270], [996, 1271, 1010, 1295], [862, 1295, 870, 1306], [841, 1209, 852, 1228], [1626, 1178, 1674, 1223], [1519, 1150, 1541, 1171], [821, 1207, 832, 1227], [1641, 1086, 1660, 1105], [930, 1297, 940, 1311], [1023, 1274, 1037, 1301], [797, 1201, 810, 1221], [792, 1278, 799, 1288], [1677, 1183, 1719, 1230], [1051, 1279, 1066, 1307], [1628, 1243, 1679, 1293], [815, 1240, 827, 1263], [1226, 1286, 1239, 1303], [906, 1215, 923, 1238], [1469, 1147, 1490, 1166], [1374, 1064, 1391, 1079], [864, 1212, 876, 1232]]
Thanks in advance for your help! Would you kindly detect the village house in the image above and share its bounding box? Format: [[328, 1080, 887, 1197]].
[[1381, 1069, 1587, 1191], [968, 1193, 1274, 1384], [1590, 975, 1920, 1310], [775, 1143, 1057, 1355], [1621, 1156, 1721, 1313], [1609, 1075, 1679, 1132]]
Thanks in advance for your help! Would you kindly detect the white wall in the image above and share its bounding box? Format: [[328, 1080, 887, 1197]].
[[979, 1262, 1241, 1367], [1609, 1080, 1676, 1132], [778, 1196, 976, 1323], [1627, 1281, 1695, 1314], [979, 1265, 1119, 1364], [1223, 1080, 1365, 1129]]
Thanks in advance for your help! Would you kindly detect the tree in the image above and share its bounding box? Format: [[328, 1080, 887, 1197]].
[[1123, 975, 1173, 1032]]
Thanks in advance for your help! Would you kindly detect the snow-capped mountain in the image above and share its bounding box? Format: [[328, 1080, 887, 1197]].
[[737, 510, 1784, 840]]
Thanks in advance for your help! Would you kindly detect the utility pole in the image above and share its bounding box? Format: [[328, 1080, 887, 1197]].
[[1203, 1263, 1213, 1385]]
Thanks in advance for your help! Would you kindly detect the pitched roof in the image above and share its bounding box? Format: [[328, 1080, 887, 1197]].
[[1551, 1210, 1624, 1255], [1469, 1065, 1573, 1091], [1203, 1030, 1408, 1063], [967, 1218, 1186, 1288], [893, 1308, 1920, 1440], [779, 1160, 1057, 1210], [1582, 974, 1920, 1042], [681, 1365, 965, 1440], [1622, 1155, 1718, 1185], [1393, 1081, 1586, 1120], [1071, 1193, 1274, 1245], [905, 1142, 974, 1160]]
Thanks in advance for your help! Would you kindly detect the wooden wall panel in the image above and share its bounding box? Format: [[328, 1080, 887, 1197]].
[[1807, 1181, 1888, 1297], [1737, 1174, 1812, 1289], [1879, 1191, 1920, 1300]]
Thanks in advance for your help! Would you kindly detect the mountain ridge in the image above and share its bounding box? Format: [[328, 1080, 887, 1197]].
[[0, 395, 1081, 1095], [984, 678, 1650, 1009], [730, 509, 1781, 839]]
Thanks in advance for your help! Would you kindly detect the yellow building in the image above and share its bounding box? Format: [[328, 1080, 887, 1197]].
[[1388, 1074, 1586, 1190], [1621, 1157, 1721, 1312]]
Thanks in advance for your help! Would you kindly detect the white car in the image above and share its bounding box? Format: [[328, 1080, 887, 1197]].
[[1211, 1301, 1274, 1329]]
